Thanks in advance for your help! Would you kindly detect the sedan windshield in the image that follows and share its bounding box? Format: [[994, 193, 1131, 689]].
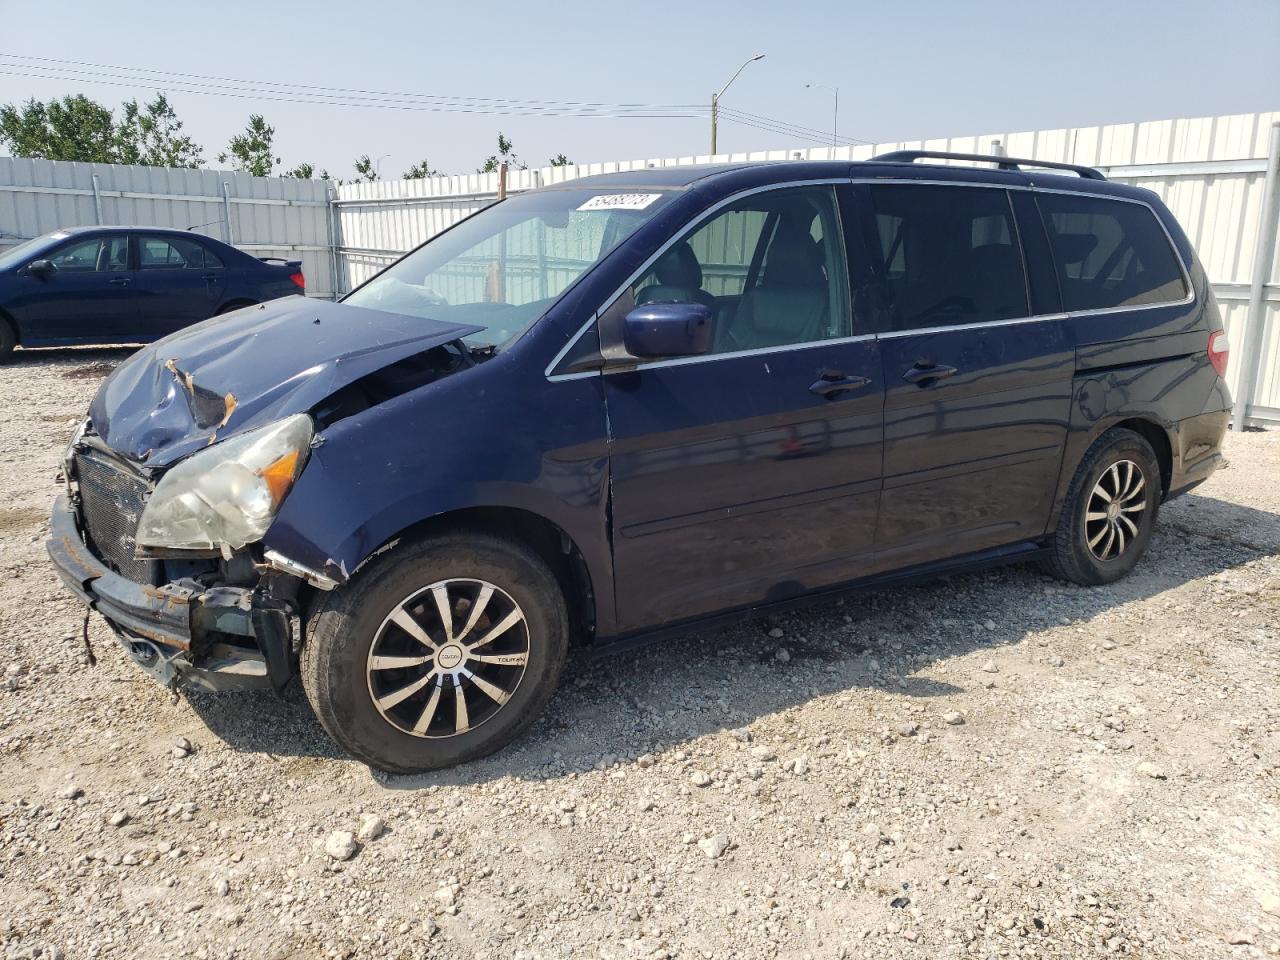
[[343, 187, 677, 347], [0, 233, 64, 271]]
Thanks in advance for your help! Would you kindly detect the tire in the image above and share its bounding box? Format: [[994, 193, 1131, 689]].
[[300, 531, 569, 773], [0, 317, 15, 362], [1041, 428, 1161, 585]]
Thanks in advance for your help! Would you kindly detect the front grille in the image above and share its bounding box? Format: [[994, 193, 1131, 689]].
[[73, 450, 157, 584]]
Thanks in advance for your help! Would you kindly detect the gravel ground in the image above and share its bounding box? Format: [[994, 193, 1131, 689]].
[[1, 346, 1277, 960]]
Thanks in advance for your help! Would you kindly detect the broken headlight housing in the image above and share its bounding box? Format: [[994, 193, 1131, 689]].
[[135, 415, 313, 555]]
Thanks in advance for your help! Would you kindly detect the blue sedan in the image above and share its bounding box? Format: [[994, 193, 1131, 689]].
[[0, 226, 306, 359]]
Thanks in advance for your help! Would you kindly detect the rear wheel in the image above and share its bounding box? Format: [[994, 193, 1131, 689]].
[[1041, 428, 1161, 585], [215, 300, 256, 316], [300, 532, 569, 773]]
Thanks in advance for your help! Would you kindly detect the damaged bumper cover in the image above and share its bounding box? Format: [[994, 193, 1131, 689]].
[[47, 494, 294, 693]]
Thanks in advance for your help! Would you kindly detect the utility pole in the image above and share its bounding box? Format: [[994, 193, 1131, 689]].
[[806, 83, 839, 150], [711, 53, 765, 155]]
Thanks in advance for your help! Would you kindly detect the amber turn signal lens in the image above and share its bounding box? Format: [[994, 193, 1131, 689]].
[[261, 449, 301, 502]]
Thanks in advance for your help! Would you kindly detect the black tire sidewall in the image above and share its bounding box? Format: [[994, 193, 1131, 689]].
[[303, 534, 567, 773], [1066, 432, 1160, 584]]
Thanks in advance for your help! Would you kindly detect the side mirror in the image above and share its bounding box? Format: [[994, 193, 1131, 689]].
[[26, 259, 55, 277], [622, 302, 712, 359]]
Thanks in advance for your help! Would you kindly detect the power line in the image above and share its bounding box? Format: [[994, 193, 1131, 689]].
[[717, 110, 870, 148], [0, 54, 703, 115], [0, 53, 877, 144]]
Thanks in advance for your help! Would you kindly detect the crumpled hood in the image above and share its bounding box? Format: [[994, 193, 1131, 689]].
[[89, 297, 482, 467]]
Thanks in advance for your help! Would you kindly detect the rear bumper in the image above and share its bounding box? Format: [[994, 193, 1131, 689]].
[[1166, 408, 1230, 501], [47, 494, 285, 692]]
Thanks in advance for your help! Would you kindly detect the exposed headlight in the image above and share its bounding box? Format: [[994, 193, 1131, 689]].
[[135, 415, 313, 554]]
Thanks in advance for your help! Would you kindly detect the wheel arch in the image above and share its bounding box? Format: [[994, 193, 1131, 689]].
[[1110, 417, 1173, 498], [0, 306, 19, 344], [328, 506, 598, 649]]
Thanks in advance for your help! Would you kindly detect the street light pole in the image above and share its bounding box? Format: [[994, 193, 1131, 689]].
[[806, 83, 839, 149], [711, 53, 765, 155]]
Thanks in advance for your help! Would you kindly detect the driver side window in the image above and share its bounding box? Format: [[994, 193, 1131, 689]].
[[629, 185, 850, 354]]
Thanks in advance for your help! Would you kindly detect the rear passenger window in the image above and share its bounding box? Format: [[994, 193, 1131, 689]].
[[868, 186, 1029, 331], [139, 236, 223, 270], [1036, 194, 1188, 311]]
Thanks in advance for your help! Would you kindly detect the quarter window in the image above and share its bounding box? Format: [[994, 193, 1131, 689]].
[[47, 236, 129, 273], [1036, 194, 1187, 311], [629, 185, 850, 354], [867, 185, 1029, 331]]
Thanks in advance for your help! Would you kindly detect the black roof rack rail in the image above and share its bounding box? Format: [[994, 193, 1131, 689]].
[[871, 149, 1107, 181]]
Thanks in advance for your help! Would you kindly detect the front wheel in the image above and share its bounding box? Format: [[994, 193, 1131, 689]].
[[1041, 427, 1161, 585], [301, 532, 569, 773]]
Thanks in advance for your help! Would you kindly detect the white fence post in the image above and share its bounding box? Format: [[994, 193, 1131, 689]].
[[1232, 121, 1280, 430]]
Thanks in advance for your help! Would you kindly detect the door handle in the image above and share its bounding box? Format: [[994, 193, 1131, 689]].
[[809, 371, 871, 400], [107, 277, 132, 286], [201, 273, 219, 282], [903, 362, 957, 386]]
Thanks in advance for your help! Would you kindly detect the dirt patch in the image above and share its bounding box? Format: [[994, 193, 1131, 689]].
[[0, 505, 46, 534], [62, 361, 119, 380]]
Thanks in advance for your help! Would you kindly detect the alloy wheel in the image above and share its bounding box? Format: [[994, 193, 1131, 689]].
[[365, 578, 530, 738], [1084, 459, 1147, 562]]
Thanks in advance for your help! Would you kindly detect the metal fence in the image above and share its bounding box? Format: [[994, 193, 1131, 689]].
[[0, 157, 337, 298], [2, 111, 1277, 425], [334, 111, 1280, 428]]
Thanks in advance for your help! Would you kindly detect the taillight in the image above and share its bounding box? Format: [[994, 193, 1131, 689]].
[[289, 271, 305, 290], [1208, 330, 1229, 377]]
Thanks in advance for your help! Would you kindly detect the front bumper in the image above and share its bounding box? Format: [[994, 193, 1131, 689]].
[[47, 494, 291, 692]]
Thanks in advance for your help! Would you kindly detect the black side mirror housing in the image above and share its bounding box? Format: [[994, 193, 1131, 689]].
[[26, 259, 55, 277], [622, 302, 712, 359]]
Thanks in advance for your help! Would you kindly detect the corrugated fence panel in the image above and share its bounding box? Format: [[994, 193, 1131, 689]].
[[0, 157, 336, 298]]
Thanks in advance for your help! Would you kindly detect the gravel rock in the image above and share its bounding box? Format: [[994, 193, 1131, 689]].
[[324, 830, 359, 861], [690, 770, 711, 787], [941, 711, 965, 725], [356, 814, 385, 842], [1137, 761, 1168, 780], [107, 811, 129, 827], [981, 659, 1000, 673], [697, 835, 730, 859]]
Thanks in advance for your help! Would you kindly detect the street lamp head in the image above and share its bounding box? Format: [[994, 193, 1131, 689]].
[[751, 53, 766, 61]]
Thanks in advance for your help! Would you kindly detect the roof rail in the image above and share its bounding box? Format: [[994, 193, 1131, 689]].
[[871, 149, 1107, 181]]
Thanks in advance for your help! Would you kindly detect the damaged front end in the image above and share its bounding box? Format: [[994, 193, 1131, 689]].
[[47, 298, 485, 693]]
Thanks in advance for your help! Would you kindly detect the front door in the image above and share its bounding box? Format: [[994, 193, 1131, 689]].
[[602, 184, 885, 632], [18, 233, 136, 341], [863, 182, 1073, 568], [134, 234, 223, 337]]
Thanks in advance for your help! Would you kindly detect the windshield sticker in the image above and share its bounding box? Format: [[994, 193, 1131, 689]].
[[577, 193, 662, 212]]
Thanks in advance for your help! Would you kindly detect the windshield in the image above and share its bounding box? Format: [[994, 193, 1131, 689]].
[[343, 187, 677, 347], [0, 233, 65, 271]]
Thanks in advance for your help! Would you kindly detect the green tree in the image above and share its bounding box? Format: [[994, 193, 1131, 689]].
[[115, 94, 203, 169], [218, 115, 279, 177], [549, 153, 572, 167], [285, 161, 315, 179], [0, 95, 119, 163], [403, 158, 441, 179], [352, 155, 380, 183], [478, 132, 525, 173]]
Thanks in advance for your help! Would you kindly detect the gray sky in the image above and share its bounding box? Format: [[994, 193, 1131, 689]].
[[2, 0, 1277, 179]]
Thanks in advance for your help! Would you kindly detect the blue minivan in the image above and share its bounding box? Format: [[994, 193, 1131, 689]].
[[48, 152, 1231, 771]]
